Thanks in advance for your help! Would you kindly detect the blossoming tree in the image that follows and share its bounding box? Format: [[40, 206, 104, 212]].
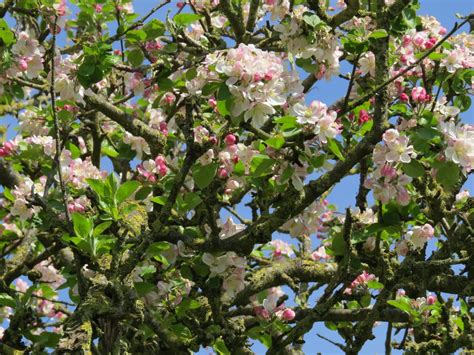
[[0, 0, 473, 353]]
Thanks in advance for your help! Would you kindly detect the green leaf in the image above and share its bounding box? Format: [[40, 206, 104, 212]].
[[216, 99, 231, 116], [0, 293, 16, 308], [116, 181, 140, 204], [127, 29, 147, 42], [134, 282, 157, 296], [153, 254, 170, 266], [67, 142, 81, 159], [295, 57, 318, 73], [251, 154, 275, 177], [402, 7, 417, 28], [143, 19, 166, 39], [157, 77, 174, 91], [78, 61, 95, 76], [202, 82, 221, 96], [368, 29, 388, 39], [3, 187, 14, 202], [127, 49, 144, 67], [176, 298, 201, 317], [86, 178, 105, 198], [436, 162, 460, 189], [454, 95, 471, 112], [367, 280, 384, 289], [428, 52, 447, 61], [303, 13, 322, 28], [93, 221, 112, 237], [331, 234, 345, 256], [213, 338, 231, 355], [174, 13, 202, 26], [265, 136, 285, 150], [135, 186, 152, 200], [147, 241, 171, 255], [327, 138, 345, 161], [387, 299, 413, 314], [72, 213, 93, 239], [192, 163, 218, 190], [402, 160, 425, 178], [181, 192, 202, 212], [101, 142, 119, 158], [150, 196, 167, 205]]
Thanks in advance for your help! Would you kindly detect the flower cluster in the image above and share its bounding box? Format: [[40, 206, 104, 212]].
[[202, 252, 246, 303], [137, 155, 168, 182], [291, 100, 341, 143], [267, 239, 294, 261], [282, 199, 332, 237], [275, 6, 342, 79], [396, 223, 435, 256], [344, 271, 376, 295], [365, 129, 416, 205], [208, 43, 303, 127], [439, 120, 474, 172], [10, 30, 44, 79], [61, 151, 106, 189], [253, 287, 296, 321]]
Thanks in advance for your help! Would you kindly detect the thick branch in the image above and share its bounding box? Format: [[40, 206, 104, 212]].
[[84, 93, 165, 155], [232, 260, 334, 306]]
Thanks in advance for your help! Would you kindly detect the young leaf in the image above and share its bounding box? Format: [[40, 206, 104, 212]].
[[192, 163, 218, 190], [327, 138, 345, 161], [116, 181, 141, 204], [174, 13, 202, 26], [72, 213, 93, 239], [213, 338, 231, 355]]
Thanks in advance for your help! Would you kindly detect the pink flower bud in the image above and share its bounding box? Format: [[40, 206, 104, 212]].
[[358, 109, 371, 124], [18, 58, 28, 71], [164, 93, 175, 104], [399, 93, 409, 102], [411, 87, 427, 103], [264, 72, 273, 81], [224, 134, 237, 146], [0, 142, 14, 157], [402, 35, 412, 47], [208, 97, 217, 108], [159, 121, 168, 136], [94, 4, 102, 12], [281, 308, 296, 321], [177, 1, 185, 8], [427, 294, 437, 305], [209, 136, 218, 145], [218, 168, 228, 179], [253, 73, 262, 82], [114, 49, 122, 56]]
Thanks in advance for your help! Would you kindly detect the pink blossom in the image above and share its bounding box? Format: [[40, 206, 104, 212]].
[[344, 271, 376, 294], [358, 110, 371, 124], [269, 239, 294, 260], [311, 246, 330, 261], [426, 294, 437, 305], [0, 141, 15, 157], [396, 239, 409, 256], [400, 93, 409, 102], [16, 278, 29, 293], [281, 308, 296, 321], [218, 167, 228, 179], [411, 87, 428, 103], [224, 134, 237, 146]]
